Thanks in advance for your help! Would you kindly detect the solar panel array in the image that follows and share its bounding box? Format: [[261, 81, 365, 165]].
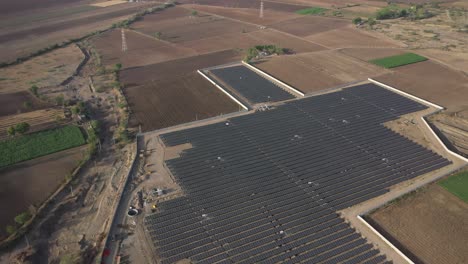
[[145, 83, 450, 264], [210, 65, 295, 104]]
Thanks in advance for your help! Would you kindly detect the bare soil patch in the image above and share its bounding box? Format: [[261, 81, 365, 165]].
[[0, 0, 84, 15], [418, 48, 468, 74], [270, 15, 349, 37], [120, 49, 242, 87], [369, 183, 468, 264], [184, 4, 301, 25], [339, 47, 406, 61], [305, 26, 400, 48], [131, 11, 258, 44], [0, 45, 84, 94], [0, 146, 87, 239], [254, 50, 388, 93], [0, 108, 65, 141], [180, 0, 309, 12], [430, 113, 468, 157], [124, 72, 240, 132], [90, 29, 196, 69], [0, 91, 51, 118], [374, 60, 468, 113]]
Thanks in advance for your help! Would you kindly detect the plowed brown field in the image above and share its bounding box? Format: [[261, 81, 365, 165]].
[[0, 146, 87, 239], [254, 50, 388, 93], [339, 47, 406, 61], [368, 183, 468, 264], [90, 29, 196, 69], [0, 91, 50, 118], [124, 72, 240, 131], [270, 16, 349, 37], [374, 61, 468, 112], [305, 26, 399, 49]]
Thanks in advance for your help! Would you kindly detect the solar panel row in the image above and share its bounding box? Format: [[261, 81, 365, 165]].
[[145, 83, 449, 263]]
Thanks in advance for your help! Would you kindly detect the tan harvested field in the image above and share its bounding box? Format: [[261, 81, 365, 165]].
[[375, 60, 468, 113], [266, 0, 388, 8], [0, 45, 84, 94], [131, 11, 258, 44], [120, 49, 242, 86], [270, 16, 349, 37], [0, 91, 51, 118], [339, 47, 406, 61], [90, 29, 196, 69], [91, 0, 127, 7], [0, 146, 87, 239], [368, 183, 468, 264], [305, 26, 400, 49], [0, 108, 64, 141], [184, 4, 302, 25], [254, 50, 388, 93], [0, 2, 151, 63], [124, 72, 240, 132], [419, 49, 468, 74]]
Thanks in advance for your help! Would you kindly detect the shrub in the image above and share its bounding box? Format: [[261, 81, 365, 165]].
[[29, 85, 39, 97], [7, 126, 16, 137], [14, 212, 32, 225], [352, 17, 363, 24], [15, 122, 30, 135]]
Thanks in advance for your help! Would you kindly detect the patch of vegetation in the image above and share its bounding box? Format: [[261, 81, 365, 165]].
[[29, 85, 39, 97], [0, 125, 86, 168], [369, 52, 427, 68], [14, 212, 32, 225], [296, 7, 328, 15], [375, 4, 434, 21], [244, 45, 285, 62], [352, 17, 363, 25], [439, 171, 468, 202]]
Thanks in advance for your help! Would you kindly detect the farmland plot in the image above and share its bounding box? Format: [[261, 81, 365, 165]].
[[0, 91, 51, 118]]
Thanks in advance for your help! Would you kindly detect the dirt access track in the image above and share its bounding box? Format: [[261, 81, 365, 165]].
[[0, 146, 87, 239], [368, 182, 468, 264]]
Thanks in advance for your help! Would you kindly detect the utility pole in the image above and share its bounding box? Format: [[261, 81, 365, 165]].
[[121, 28, 128, 52], [260, 1, 264, 19]]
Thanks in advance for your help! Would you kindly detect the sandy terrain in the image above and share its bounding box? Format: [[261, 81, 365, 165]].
[[305, 26, 400, 49], [124, 72, 240, 132], [90, 29, 196, 69], [254, 50, 389, 93], [0, 45, 84, 94], [374, 60, 468, 113], [368, 183, 468, 264], [0, 146, 87, 239]]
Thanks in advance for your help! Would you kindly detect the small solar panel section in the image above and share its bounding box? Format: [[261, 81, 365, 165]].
[[146, 83, 450, 264], [210, 65, 295, 103]]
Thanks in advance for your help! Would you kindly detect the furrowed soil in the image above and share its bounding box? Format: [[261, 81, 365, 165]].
[[305, 26, 400, 48], [369, 183, 468, 264], [0, 45, 84, 94], [339, 47, 407, 61], [124, 72, 240, 132], [254, 50, 388, 93], [120, 49, 242, 86], [130, 11, 258, 44], [0, 146, 87, 239], [0, 108, 65, 141], [90, 29, 196, 69], [0, 91, 51, 118], [270, 15, 349, 37], [374, 60, 468, 113], [0, 2, 151, 63]]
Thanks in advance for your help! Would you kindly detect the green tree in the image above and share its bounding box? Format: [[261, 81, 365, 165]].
[[14, 211, 31, 225], [71, 106, 80, 115], [352, 17, 363, 24], [114, 63, 122, 72], [7, 126, 16, 137], [29, 85, 39, 96], [23, 101, 32, 109], [15, 122, 30, 135], [55, 94, 65, 106], [191, 10, 198, 16], [6, 225, 16, 235], [368, 18, 377, 26], [154, 32, 162, 39]]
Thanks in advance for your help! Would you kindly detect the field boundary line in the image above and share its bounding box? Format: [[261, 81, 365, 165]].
[[197, 69, 249, 110], [368, 78, 444, 110], [241, 61, 305, 97], [357, 215, 415, 264]]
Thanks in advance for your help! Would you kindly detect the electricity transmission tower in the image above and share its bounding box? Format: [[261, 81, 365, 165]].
[[121, 28, 128, 52]]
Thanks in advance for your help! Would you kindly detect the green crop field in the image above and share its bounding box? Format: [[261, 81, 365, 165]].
[[296, 7, 328, 15], [439, 171, 468, 202], [370, 53, 428, 68], [0, 125, 86, 168]]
